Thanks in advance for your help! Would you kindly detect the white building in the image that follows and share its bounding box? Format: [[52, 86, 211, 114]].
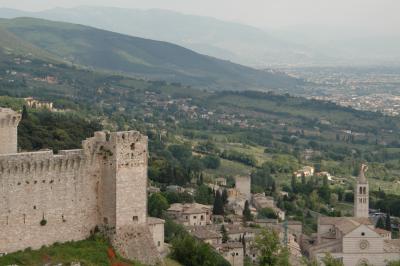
[[308, 165, 400, 266]]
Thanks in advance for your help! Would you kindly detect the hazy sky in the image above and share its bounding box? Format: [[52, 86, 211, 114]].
[[1, 0, 399, 33]]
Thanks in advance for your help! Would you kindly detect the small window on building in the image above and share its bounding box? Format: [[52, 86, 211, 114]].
[[193, 216, 197, 219], [201, 215, 204, 220], [158, 241, 161, 247], [103, 217, 108, 224], [133, 216, 138, 222], [131, 143, 135, 150], [186, 216, 188, 220], [361, 232, 365, 236]]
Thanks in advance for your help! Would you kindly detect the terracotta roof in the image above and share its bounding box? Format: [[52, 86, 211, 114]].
[[254, 218, 278, 224], [183, 208, 207, 215], [167, 203, 211, 214], [168, 203, 184, 212], [190, 227, 222, 240], [213, 242, 243, 249], [147, 217, 165, 225], [225, 224, 260, 234], [319, 217, 373, 234], [373, 228, 391, 235], [287, 221, 303, 225]]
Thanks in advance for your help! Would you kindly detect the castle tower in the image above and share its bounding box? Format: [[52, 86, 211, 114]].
[[354, 164, 369, 218], [0, 108, 21, 154], [86, 131, 149, 231]]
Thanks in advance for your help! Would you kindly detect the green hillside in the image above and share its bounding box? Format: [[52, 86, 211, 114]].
[[0, 17, 303, 91], [0, 235, 141, 266], [0, 25, 59, 62]]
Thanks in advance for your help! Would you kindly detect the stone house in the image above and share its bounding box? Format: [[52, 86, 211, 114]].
[[251, 193, 285, 221], [166, 203, 212, 226], [215, 177, 227, 187], [147, 217, 165, 253], [188, 226, 222, 245], [213, 242, 244, 266]]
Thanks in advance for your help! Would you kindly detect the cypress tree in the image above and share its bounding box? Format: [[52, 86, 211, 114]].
[[221, 225, 229, 243], [213, 191, 224, 215], [291, 175, 297, 193], [243, 200, 253, 222], [376, 216, 385, 229], [271, 180, 277, 193], [222, 189, 228, 205], [242, 233, 246, 254], [21, 105, 28, 120], [385, 212, 392, 232]]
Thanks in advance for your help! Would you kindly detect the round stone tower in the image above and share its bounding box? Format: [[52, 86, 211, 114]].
[[0, 108, 21, 154]]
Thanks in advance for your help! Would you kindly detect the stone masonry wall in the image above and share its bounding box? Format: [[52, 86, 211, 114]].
[[113, 131, 148, 229], [0, 130, 150, 259], [0, 149, 99, 254]]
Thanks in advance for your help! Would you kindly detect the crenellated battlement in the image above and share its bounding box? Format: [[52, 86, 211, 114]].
[[0, 129, 157, 264], [0, 149, 86, 177], [0, 108, 21, 128], [0, 108, 21, 154]]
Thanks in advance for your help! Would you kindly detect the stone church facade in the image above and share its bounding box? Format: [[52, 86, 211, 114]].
[[0, 108, 164, 265], [308, 165, 400, 266]]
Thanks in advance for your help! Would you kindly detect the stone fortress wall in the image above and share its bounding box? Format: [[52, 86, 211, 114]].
[[0, 108, 163, 265]]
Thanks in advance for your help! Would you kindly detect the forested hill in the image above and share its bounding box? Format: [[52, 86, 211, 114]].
[[0, 17, 303, 91]]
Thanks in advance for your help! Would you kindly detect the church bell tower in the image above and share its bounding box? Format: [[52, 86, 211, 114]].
[[354, 164, 369, 218]]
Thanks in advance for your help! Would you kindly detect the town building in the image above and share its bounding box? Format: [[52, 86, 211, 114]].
[[213, 242, 244, 266], [252, 193, 285, 221], [293, 166, 315, 178], [188, 226, 222, 245], [308, 165, 400, 266], [165, 203, 212, 226]]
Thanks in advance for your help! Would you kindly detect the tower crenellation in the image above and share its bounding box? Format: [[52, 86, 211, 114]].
[[0, 108, 21, 155]]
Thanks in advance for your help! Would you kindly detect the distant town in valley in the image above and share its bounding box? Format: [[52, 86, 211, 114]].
[[281, 66, 400, 116]]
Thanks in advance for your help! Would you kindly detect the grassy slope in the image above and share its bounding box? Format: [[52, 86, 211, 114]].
[[0, 23, 61, 62], [164, 258, 182, 266], [0, 17, 302, 90], [0, 236, 140, 266]]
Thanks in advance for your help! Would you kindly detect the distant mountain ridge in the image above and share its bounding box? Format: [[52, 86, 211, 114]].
[[0, 6, 327, 67], [0, 17, 303, 90], [1, 6, 399, 67]]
